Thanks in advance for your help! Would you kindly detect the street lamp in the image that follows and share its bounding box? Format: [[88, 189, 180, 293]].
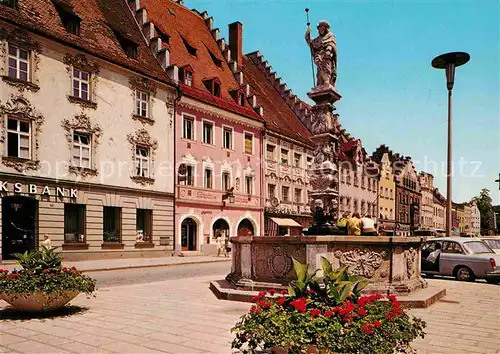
[[222, 187, 235, 207], [432, 52, 470, 237]]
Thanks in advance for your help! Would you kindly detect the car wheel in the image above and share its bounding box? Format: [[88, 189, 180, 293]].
[[455, 266, 475, 282], [486, 279, 500, 285]]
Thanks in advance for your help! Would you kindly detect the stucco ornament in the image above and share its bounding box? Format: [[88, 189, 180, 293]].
[[305, 20, 337, 88], [334, 248, 386, 278], [404, 247, 417, 279], [0, 95, 44, 172], [127, 129, 158, 185]]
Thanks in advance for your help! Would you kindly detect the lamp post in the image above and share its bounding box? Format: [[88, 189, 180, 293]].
[[431, 52, 470, 237]]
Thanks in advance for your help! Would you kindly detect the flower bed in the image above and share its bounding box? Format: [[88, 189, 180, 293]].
[[0, 247, 96, 312], [231, 258, 426, 353]]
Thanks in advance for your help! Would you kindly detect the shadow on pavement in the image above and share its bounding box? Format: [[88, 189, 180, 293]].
[[0, 305, 88, 321]]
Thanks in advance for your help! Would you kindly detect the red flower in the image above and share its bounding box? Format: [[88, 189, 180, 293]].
[[357, 308, 367, 316], [387, 295, 397, 302], [7, 273, 18, 279], [250, 305, 262, 314], [324, 310, 334, 317], [361, 323, 374, 335], [258, 300, 272, 309], [280, 289, 288, 295], [43, 269, 50, 274], [290, 298, 307, 313], [332, 306, 341, 313], [310, 308, 321, 318], [268, 289, 276, 295], [276, 297, 286, 306], [374, 320, 382, 328], [250, 295, 260, 302], [62, 267, 68, 272]]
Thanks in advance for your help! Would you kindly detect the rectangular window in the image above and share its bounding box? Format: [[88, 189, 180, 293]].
[[223, 127, 233, 149], [136, 209, 152, 243], [268, 184, 276, 199], [183, 116, 194, 140], [7, 118, 30, 159], [135, 90, 149, 117], [185, 165, 194, 186], [294, 153, 301, 168], [202, 121, 213, 144], [64, 204, 85, 243], [204, 168, 213, 189], [222, 172, 231, 191], [307, 156, 313, 168], [294, 188, 302, 203], [245, 176, 253, 195], [213, 81, 221, 97], [184, 70, 193, 86], [135, 146, 150, 178], [281, 148, 289, 165], [72, 132, 91, 168], [266, 144, 275, 160], [8, 44, 29, 81], [244, 133, 253, 155], [103, 207, 121, 243], [282, 186, 290, 202], [73, 68, 89, 100]]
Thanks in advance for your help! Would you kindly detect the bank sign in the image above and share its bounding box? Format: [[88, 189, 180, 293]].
[[0, 181, 78, 198]]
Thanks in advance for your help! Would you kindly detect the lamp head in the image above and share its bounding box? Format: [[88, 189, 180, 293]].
[[431, 52, 470, 91]]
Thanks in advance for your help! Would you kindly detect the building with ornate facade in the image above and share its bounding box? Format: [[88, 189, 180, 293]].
[[129, 1, 267, 253], [371, 145, 396, 234], [418, 172, 435, 230], [432, 189, 446, 234], [394, 157, 421, 236], [0, 0, 176, 260], [453, 203, 466, 235]]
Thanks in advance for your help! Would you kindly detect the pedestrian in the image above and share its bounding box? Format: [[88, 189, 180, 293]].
[[215, 233, 224, 257], [224, 235, 230, 258], [336, 212, 350, 235], [347, 213, 362, 236], [361, 215, 377, 236], [41, 233, 51, 249]]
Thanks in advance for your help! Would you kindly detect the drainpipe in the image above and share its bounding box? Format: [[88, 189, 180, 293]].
[[172, 85, 182, 255]]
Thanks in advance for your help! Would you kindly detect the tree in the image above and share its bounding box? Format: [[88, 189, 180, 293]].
[[471, 189, 495, 235]]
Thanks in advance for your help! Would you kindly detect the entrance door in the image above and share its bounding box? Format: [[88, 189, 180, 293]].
[[181, 218, 197, 251], [237, 218, 254, 236], [2, 196, 38, 260]]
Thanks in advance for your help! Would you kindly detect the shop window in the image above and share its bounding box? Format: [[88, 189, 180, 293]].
[[103, 206, 121, 243], [136, 209, 152, 243], [64, 204, 85, 243], [8, 44, 29, 81], [7, 118, 31, 159]]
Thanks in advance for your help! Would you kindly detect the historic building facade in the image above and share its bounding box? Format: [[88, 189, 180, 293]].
[[432, 189, 446, 234], [0, 0, 176, 260], [129, 1, 265, 253], [468, 201, 481, 235], [418, 172, 435, 230], [394, 157, 421, 236], [371, 145, 396, 234]]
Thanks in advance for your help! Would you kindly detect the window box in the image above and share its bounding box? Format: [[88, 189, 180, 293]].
[[101, 243, 124, 250], [68, 95, 97, 109], [62, 243, 89, 251], [134, 242, 154, 249], [1, 75, 39, 92]]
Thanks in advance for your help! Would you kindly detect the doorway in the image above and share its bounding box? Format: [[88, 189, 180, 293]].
[[181, 218, 197, 251], [237, 218, 254, 236], [2, 196, 38, 260], [213, 219, 230, 240]]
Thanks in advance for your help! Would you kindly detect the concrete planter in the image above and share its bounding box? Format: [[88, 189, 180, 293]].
[[1, 290, 79, 312]]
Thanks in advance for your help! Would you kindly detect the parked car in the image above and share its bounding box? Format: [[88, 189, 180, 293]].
[[479, 237, 500, 254], [421, 237, 500, 284]]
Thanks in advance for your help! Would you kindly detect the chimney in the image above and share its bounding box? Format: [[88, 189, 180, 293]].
[[228, 21, 243, 69]]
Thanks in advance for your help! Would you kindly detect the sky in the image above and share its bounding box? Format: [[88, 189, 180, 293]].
[[185, 0, 500, 205]]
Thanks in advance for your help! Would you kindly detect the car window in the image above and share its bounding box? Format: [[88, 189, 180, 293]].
[[450, 242, 464, 254], [463, 241, 494, 254], [484, 239, 500, 249]]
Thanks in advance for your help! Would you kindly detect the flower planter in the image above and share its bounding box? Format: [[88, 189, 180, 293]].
[[1, 290, 79, 312], [272, 346, 318, 354]]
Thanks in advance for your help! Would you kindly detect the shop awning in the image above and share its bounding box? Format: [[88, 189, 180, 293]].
[[270, 218, 302, 227]]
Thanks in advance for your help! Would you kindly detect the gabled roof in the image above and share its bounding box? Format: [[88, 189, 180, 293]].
[[140, 0, 262, 121], [0, 0, 171, 83], [242, 55, 312, 146]]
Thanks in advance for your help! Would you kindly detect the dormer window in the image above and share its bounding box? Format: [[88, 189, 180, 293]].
[[53, 1, 81, 35], [113, 30, 138, 59], [207, 48, 222, 68], [204, 78, 221, 97], [181, 36, 197, 56], [230, 89, 245, 106], [154, 26, 169, 45], [1, 0, 17, 9], [179, 66, 193, 87]]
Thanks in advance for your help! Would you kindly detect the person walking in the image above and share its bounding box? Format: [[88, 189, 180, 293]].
[[361, 215, 377, 236], [215, 233, 224, 257], [347, 213, 362, 236]]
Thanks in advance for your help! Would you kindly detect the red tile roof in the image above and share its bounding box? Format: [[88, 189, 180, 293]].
[[140, 0, 262, 121], [242, 56, 312, 145], [0, 0, 170, 83]]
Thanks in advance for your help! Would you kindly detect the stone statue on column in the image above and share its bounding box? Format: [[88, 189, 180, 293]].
[[305, 20, 337, 89]]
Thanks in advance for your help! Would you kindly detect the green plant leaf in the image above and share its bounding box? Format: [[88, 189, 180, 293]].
[[320, 256, 333, 276], [292, 258, 309, 283]]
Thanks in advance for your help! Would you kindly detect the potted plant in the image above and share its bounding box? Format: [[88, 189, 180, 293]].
[[0, 246, 96, 312], [231, 257, 426, 354]]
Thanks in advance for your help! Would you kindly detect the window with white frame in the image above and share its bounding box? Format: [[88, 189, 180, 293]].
[[222, 171, 231, 191], [183, 116, 194, 140], [8, 44, 29, 81], [72, 68, 90, 100], [222, 127, 232, 149], [135, 90, 149, 117], [72, 132, 91, 168], [204, 168, 213, 189], [135, 146, 150, 178], [294, 188, 302, 203], [280, 148, 289, 165], [202, 121, 213, 144], [184, 70, 193, 86], [6, 118, 30, 159], [244, 133, 253, 155], [179, 164, 194, 186], [245, 176, 253, 195], [294, 153, 301, 168], [282, 186, 289, 202]]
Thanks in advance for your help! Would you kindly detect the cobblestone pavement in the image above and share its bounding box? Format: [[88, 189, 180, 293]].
[[0, 276, 499, 353]]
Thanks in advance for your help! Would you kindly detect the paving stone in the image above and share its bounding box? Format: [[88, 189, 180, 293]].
[[99, 341, 166, 353], [6, 340, 64, 353], [2, 328, 42, 338], [28, 334, 72, 346], [0, 334, 26, 346], [58, 341, 111, 353]]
